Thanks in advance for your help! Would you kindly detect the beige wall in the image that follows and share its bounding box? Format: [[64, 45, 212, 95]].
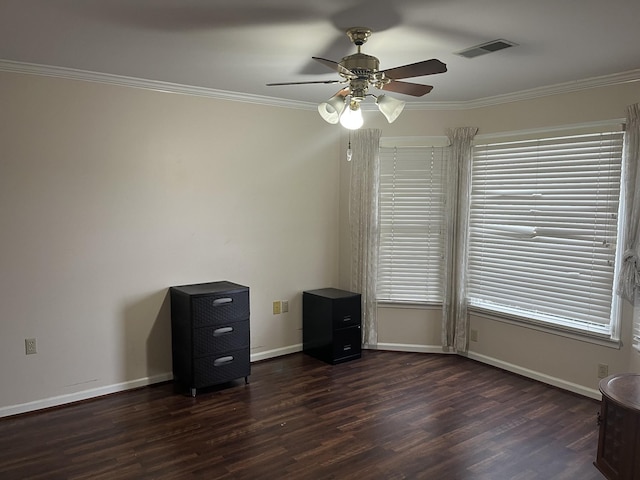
[[0, 71, 342, 415], [1, 69, 638, 415], [339, 81, 640, 398]]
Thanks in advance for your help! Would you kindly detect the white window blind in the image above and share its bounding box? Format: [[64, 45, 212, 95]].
[[378, 146, 449, 303], [468, 131, 624, 336]]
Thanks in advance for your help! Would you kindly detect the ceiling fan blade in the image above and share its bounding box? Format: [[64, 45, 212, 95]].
[[299, 36, 352, 75], [312, 57, 355, 77], [266, 80, 343, 86], [381, 59, 447, 80], [381, 80, 434, 97]]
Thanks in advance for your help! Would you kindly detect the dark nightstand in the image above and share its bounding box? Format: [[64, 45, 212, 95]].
[[302, 288, 361, 364]]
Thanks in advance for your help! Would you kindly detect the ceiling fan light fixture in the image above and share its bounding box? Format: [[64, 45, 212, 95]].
[[339, 101, 364, 130], [318, 93, 347, 124], [268, 27, 447, 129], [376, 94, 405, 123]]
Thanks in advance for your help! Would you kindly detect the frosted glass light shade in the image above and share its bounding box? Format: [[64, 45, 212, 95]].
[[376, 94, 405, 123], [318, 94, 347, 124], [339, 103, 364, 130]]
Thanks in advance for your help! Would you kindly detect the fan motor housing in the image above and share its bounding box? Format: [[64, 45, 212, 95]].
[[341, 53, 379, 77], [349, 78, 369, 100]]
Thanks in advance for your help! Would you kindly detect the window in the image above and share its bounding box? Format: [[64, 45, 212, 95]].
[[377, 146, 449, 303], [468, 130, 624, 338]]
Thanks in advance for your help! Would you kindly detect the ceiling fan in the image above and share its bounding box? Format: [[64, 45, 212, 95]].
[[267, 27, 447, 129]]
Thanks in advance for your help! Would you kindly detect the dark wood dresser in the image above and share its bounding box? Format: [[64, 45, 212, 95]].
[[302, 288, 361, 364], [170, 281, 250, 396], [595, 373, 640, 480]]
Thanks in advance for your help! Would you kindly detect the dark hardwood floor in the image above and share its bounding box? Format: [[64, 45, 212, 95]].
[[0, 351, 604, 480]]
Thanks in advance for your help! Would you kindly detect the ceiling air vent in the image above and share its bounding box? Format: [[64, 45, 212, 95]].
[[455, 39, 517, 59]]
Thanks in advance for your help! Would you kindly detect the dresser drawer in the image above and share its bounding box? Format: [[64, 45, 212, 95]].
[[193, 321, 250, 357], [192, 290, 249, 327], [194, 349, 250, 387]]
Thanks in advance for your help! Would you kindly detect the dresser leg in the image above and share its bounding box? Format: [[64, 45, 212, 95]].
[[245, 376, 249, 384], [190, 387, 196, 397]]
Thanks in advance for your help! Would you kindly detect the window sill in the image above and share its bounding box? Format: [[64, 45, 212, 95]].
[[377, 301, 441, 311], [469, 307, 622, 350]]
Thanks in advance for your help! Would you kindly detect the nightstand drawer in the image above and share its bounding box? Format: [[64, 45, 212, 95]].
[[333, 325, 362, 361], [332, 297, 361, 329]]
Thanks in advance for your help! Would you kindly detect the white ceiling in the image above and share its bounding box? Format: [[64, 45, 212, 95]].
[[1, 0, 639, 108]]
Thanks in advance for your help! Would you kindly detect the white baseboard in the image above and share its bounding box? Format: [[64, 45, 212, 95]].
[[369, 344, 601, 400], [1, 344, 600, 418], [0, 372, 174, 418], [368, 343, 454, 354], [250, 344, 302, 362], [1, 347, 305, 418], [465, 351, 601, 400]]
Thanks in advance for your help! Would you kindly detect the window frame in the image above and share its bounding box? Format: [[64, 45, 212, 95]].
[[377, 138, 450, 305], [467, 123, 625, 343]]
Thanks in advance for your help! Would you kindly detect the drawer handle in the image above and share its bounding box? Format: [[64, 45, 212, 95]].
[[213, 297, 233, 306], [214, 356, 234, 366], [213, 326, 234, 336], [342, 315, 351, 322], [343, 344, 352, 351]]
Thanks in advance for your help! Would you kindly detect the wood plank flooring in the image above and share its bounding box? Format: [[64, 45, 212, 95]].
[[0, 351, 604, 479]]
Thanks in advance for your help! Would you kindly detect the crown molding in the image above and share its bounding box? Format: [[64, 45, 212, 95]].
[[0, 59, 316, 110], [1, 59, 638, 112], [405, 69, 640, 110]]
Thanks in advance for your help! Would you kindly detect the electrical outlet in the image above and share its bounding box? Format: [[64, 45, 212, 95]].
[[470, 329, 479, 342], [282, 300, 289, 313], [598, 363, 609, 379], [25, 338, 37, 355], [273, 301, 281, 315]]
